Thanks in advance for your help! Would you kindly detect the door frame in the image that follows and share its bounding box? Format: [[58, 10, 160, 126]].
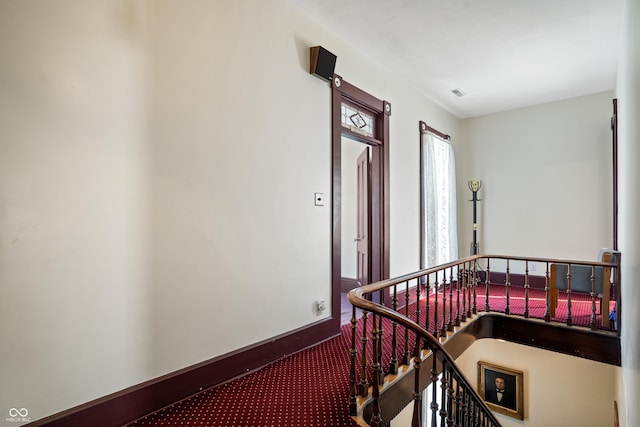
[[331, 74, 390, 331]]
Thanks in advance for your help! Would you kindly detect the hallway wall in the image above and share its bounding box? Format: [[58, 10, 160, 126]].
[[459, 91, 614, 261], [0, 0, 458, 420], [0, 0, 154, 420], [148, 0, 459, 381]]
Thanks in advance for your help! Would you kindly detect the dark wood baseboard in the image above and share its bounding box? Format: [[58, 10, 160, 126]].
[[341, 277, 359, 293], [393, 272, 546, 313], [29, 317, 339, 426], [477, 270, 547, 289]]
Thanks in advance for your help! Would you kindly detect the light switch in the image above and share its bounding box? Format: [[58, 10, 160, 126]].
[[314, 193, 324, 206]]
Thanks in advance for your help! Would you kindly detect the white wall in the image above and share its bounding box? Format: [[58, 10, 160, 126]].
[[148, 0, 336, 374], [615, 0, 640, 425], [458, 92, 614, 261], [148, 0, 459, 376], [0, 0, 153, 420], [0, 0, 460, 420]]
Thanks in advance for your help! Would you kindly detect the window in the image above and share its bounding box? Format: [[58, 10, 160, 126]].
[[340, 102, 375, 138], [421, 124, 458, 268]]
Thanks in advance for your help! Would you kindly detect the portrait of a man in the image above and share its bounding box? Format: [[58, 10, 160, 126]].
[[484, 373, 516, 410], [478, 361, 524, 420]]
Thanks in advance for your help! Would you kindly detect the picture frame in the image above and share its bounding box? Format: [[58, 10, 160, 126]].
[[478, 361, 524, 420]]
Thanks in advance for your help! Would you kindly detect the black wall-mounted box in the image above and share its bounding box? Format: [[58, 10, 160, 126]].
[[310, 46, 336, 82]]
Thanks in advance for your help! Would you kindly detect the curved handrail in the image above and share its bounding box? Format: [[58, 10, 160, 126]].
[[348, 286, 501, 426], [348, 287, 444, 351]]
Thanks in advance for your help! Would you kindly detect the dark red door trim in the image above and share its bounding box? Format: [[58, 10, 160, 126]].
[[332, 74, 391, 316]]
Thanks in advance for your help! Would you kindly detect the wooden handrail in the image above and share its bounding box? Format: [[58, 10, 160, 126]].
[[353, 254, 618, 296], [348, 286, 501, 426]]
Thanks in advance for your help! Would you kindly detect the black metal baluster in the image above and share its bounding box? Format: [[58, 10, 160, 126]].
[[388, 285, 399, 375], [402, 280, 411, 365], [461, 263, 467, 323], [415, 278, 421, 354], [424, 274, 431, 350], [349, 305, 358, 415], [358, 310, 369, 397], [484, 259, 491, 312], [524, 260, 530, 319], [566, 264, 573, 326], [369, 312, 383, 427], [544, 262, 551, 322], [446, 365, 454, 426], [430, 354, 439, 427], [471, 395, 479, 427], [448, 267, 454, 331], [439, 359, 448, 426], [505, 259, 511, 315], [441, 271, 448, 337], [454, 374, 462, 427], [590, 265, 597, 330], [377, 290, 384, 386], [411, 344, 422, 427], [472, 260, 478, 315], [433, 273, 440, 339], [455, 266, 461, 326]]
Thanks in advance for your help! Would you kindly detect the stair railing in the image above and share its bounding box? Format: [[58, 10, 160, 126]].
[[347, 253, 621, 426]]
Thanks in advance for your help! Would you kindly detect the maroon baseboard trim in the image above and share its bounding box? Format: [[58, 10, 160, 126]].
[[29, 317, 339, 427], [341, 277, 359, 293], [479, 271, 547, 289]]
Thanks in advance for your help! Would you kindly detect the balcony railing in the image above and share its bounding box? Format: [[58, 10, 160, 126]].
[[347, 253, 620, 426]]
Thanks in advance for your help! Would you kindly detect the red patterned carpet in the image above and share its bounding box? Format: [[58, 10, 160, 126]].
[[474, 284, 614, 329], [127, 284, 612, 426], [128, 332, 359, 427]]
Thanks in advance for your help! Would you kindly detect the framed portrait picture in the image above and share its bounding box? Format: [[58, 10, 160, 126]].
[[478, 361, 524, 420]]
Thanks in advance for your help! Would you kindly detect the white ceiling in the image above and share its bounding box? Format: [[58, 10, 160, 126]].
[[290, 0, 625, 118]]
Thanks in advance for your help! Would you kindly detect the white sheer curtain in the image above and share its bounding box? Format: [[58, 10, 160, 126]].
[[422, 131, 458, 268]]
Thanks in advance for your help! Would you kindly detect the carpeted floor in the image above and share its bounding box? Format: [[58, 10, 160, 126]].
[[127, 284, 613, 426], [128, 330, 359, 426]]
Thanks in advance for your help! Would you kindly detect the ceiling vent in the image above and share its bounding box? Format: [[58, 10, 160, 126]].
[[451, 88, 466, 97]]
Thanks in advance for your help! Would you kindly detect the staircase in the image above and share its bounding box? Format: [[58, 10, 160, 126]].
[[347, 254, 621, 426]]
